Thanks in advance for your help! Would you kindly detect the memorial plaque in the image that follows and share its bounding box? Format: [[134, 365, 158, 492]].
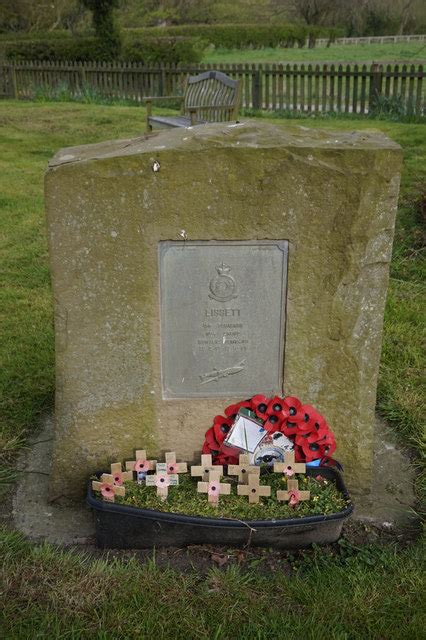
[[159, 240, 288, 398]]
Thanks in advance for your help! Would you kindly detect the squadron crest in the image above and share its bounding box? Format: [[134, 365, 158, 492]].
[[208, 262, 237, 302]]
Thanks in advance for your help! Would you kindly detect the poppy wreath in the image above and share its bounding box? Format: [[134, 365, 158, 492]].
[[202, 394, 336, 466]]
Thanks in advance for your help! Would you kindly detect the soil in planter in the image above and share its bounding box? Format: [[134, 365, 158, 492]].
[[108, 472, 348, 520]]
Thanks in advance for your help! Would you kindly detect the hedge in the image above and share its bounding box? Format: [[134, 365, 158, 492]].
[[124, 24, 342, 49], [3, 36, 205, 64], [124, 24, 306, 49]]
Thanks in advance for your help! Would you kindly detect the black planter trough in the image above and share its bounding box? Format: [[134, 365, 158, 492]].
[[87, 467, 353, 550]]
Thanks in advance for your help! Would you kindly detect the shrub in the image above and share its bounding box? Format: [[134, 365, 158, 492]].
[[4, 38, 105, 61], [125, 24, 310, 49], [4, 35, 205, 64], [123, 37, 206, 64]]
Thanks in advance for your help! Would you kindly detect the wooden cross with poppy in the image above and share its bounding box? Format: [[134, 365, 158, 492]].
[[273, 451, 306, 477], [145, 463, 179, 501], [164, 452, 188, 475], [237, 473, 271, 504], [191, 454, 223, 482], [197, 470, 231, 507], [125, 449, 157, 483], [228, 453, 260, 484], [109, 463, 133, 486], [92, 475, 126, 503], [277, 479, 310, 506]]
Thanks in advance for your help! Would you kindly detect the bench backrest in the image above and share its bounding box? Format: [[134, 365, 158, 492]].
[[182, 70, 241, 122]]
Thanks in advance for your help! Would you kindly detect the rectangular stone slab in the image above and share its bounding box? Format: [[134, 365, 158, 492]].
[[159, 240, 288, 398], [45, 121, 402, 500]]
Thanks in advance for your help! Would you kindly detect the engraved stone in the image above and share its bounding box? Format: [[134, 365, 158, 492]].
[[45, 121, 402, 500], [159, 241, 288, 398]]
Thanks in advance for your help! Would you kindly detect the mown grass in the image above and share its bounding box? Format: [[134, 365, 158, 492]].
[[1, 528, 425, 639], [203, 41, 426, 64], [0, 100, 424, 638], [0, 102, 142, 449]]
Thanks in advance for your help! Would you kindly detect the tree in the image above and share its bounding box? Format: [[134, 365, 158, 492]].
[[82, 0, 121, 56], [290, 0, 338, 26]]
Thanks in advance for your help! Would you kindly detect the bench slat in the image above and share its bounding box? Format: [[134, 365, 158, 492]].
[[147, 70, 241, 132]]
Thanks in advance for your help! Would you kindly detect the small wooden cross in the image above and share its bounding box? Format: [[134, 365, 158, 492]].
[[191, 454, 223, 482], [277, 479, 310, 506], [125, 450, 157, 484], [237, 473, 271, 504], [164, 452, 188, 474], [197, 470, 231, 507], [92, 475, 125, 503], [273, 451, 306, 477], [109, 462, 133, 486], [145, 463, 179, 501], [228, 454, 260, 484]]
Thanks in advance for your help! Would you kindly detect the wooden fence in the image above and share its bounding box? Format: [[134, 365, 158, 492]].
[[0, 60, 424, 115]]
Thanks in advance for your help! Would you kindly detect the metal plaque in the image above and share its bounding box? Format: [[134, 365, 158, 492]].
[[159, 240, 288, 399]]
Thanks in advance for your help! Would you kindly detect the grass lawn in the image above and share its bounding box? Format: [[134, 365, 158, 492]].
[[0, 101, 425, 638], [203, 41, 426, 65]]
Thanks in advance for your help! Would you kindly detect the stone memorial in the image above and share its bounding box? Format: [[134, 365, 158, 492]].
[[45, 121, 401, 500]]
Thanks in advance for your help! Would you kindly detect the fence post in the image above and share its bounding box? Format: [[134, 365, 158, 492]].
[[369, 63, 383, 111], [252, 66, 262, 109], [80, 63, 86, 90], [9, 64, 18, 98]]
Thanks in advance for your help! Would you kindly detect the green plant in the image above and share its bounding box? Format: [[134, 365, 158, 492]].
[[82, 0, 121, 59], [125, 23, 310, 49], [110, 472, 348, 520], [123, 36, 206, 64], [369, 93, 408, 118], [4, 35, 205, 63]]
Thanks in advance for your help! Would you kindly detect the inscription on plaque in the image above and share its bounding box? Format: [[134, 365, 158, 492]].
[[159, 240, 288, 398]]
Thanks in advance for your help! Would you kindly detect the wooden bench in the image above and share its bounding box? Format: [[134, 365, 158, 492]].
[[145, 70, 241, 132]]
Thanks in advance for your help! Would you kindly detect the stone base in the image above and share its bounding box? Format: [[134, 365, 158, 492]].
[[4, 415, 418, 546]]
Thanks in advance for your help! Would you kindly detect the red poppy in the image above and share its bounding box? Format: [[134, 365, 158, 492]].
[[251, 394, 270, 420], [295, 434, 323, 462], [204, 426, 221, 454], [155, 474, 170, 489], [212, 415, 233, 443], [317, 432, 336, 457], [224, 400, 253, 419], [282, 396, 305, 423], [215, 452, 239, 466], [112, 472, 123, 486], [305, 419, 329, 443], [135, 459, 151, 473], [280, 419, 300, 438], [262, 413, 284, 433], [266, 396, 289, 419], [288, 489, 300, 507], [100, 483, 115, 499], [293, 443, 305, 462], [296, 405, 327, 436]]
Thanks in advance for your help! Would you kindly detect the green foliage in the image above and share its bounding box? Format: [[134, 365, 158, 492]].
[[1, 527, 425, 639], [126, 23, 312, 49], [82, 0, 121, 59], [4, 35, 205, 63], [4, 36, 107, 61], [369, 93, 417, 119], [364, 7, 401, 36], [124, 36, 206, 64], [113, 472, 348, 520]]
